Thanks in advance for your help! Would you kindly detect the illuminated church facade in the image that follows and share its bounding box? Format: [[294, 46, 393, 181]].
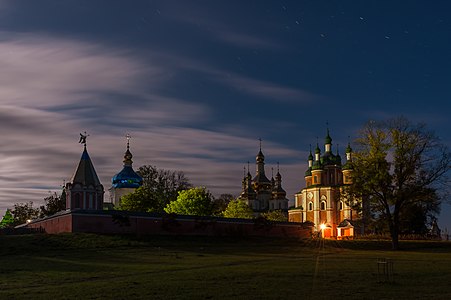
[[238, 145, 289, 215], [288, 130, 358, 239]]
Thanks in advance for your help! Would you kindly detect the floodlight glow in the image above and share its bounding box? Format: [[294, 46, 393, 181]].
[[319, 223, 326, 230]]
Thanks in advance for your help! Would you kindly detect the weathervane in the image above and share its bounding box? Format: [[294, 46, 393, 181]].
[[79, 131, 89, 146]]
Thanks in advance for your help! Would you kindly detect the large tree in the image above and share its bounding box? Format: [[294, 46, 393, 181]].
[[211, 193, 235, 216], [11, 201, 40, 225], [40, 190, 66, 218], [222, 199, 254, 219], [0, 209, 15, 228], [344, 117, 450, 249], [261, 210, 288, 222], [119, 165, 191, 212], [164, 187, 214, 216]]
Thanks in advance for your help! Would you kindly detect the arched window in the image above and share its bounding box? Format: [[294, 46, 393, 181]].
[[278, 202, 281, 209], [320, 201, 326, 210], [308, 201, 313, 211], [339, 201, 344, 211]]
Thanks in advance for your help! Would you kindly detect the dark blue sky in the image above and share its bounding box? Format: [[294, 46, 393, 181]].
[[0, 0, 450, 229]]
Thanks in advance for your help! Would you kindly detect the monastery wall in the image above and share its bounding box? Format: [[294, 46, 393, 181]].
[[26, 210, 313, 238]]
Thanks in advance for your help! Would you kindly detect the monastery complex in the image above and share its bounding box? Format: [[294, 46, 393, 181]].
[[27, 130, 361, 239]]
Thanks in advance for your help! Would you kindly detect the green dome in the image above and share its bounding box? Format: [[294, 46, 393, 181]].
[[312, 160, 322, 170], [315, 144, 321, 154], [346, 143, 353, 153], [325, 129, 332, 145]]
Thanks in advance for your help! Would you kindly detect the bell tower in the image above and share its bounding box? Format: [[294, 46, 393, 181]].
[[65, 132, 104, 210]]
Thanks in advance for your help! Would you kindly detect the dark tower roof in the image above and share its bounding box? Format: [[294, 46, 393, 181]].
[[70, 146, 102, 186], [273, 171, 287, 196], [253, 152, 271, 184]]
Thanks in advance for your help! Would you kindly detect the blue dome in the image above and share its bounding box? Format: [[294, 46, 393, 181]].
[[112, 165, 143, 188]]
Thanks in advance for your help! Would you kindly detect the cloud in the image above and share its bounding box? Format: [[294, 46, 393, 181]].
[[0, 32, 307, 215], [0, 34, 150, 107], [217, 74, 319, 103], [214, 30, 282, 50], [147, 51, 320, 104]]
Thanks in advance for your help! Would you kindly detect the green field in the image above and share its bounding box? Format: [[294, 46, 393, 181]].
[[0, 234, 450, 299]]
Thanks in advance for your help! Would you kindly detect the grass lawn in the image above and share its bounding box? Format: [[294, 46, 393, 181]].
[[0, 233, 450, 299]]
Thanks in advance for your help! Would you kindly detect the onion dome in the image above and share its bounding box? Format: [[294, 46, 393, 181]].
[[308, 151, 313, 162], [240, 171, 256, 200], [346, 142, 353, 154], [305, 146, 313, 176], [325, 129, 332, 145], [246, 172, 256, 197], [112, 136, 143, 189], [275, 172, 285, 192], [256, 149, 265, 163], [253, 141, 271, 185], [315, 143, 321, 154], [343, 142, 354, 170], [312, 143, 323, 170], [273, 167, 287, 199]]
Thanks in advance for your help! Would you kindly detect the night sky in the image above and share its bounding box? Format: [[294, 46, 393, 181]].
[[0, 1, 450, 230]]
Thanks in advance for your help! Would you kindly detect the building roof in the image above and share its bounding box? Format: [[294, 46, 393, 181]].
[[70, 146, 102, 187], [112, 139, 143, 189], [112, 166, 143, 188], [325, 129, 332, 145], [337, 219, 354, 228]]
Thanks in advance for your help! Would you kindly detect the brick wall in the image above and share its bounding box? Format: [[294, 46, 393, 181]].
[[26, 210, 312, 238]]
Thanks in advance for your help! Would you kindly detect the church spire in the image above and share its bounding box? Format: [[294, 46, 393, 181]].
[[66, 133, 104, 210], [253, 138, 271, 186], [71, 133, 101, 187], [308, 144, 313, 162], [325, 125, 332, 152], [123, 134, 133, 166]]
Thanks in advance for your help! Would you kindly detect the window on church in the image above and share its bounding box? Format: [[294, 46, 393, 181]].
[[271, 203, 274, 209], [279, 202, 281, 209], [74, 193, 80, 208], [320, 201, 326, 210], [89, 194, 94, 209], [308, 202, 313, 211], [314, 176, 318, 184], [339, 201, 344, 211]]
